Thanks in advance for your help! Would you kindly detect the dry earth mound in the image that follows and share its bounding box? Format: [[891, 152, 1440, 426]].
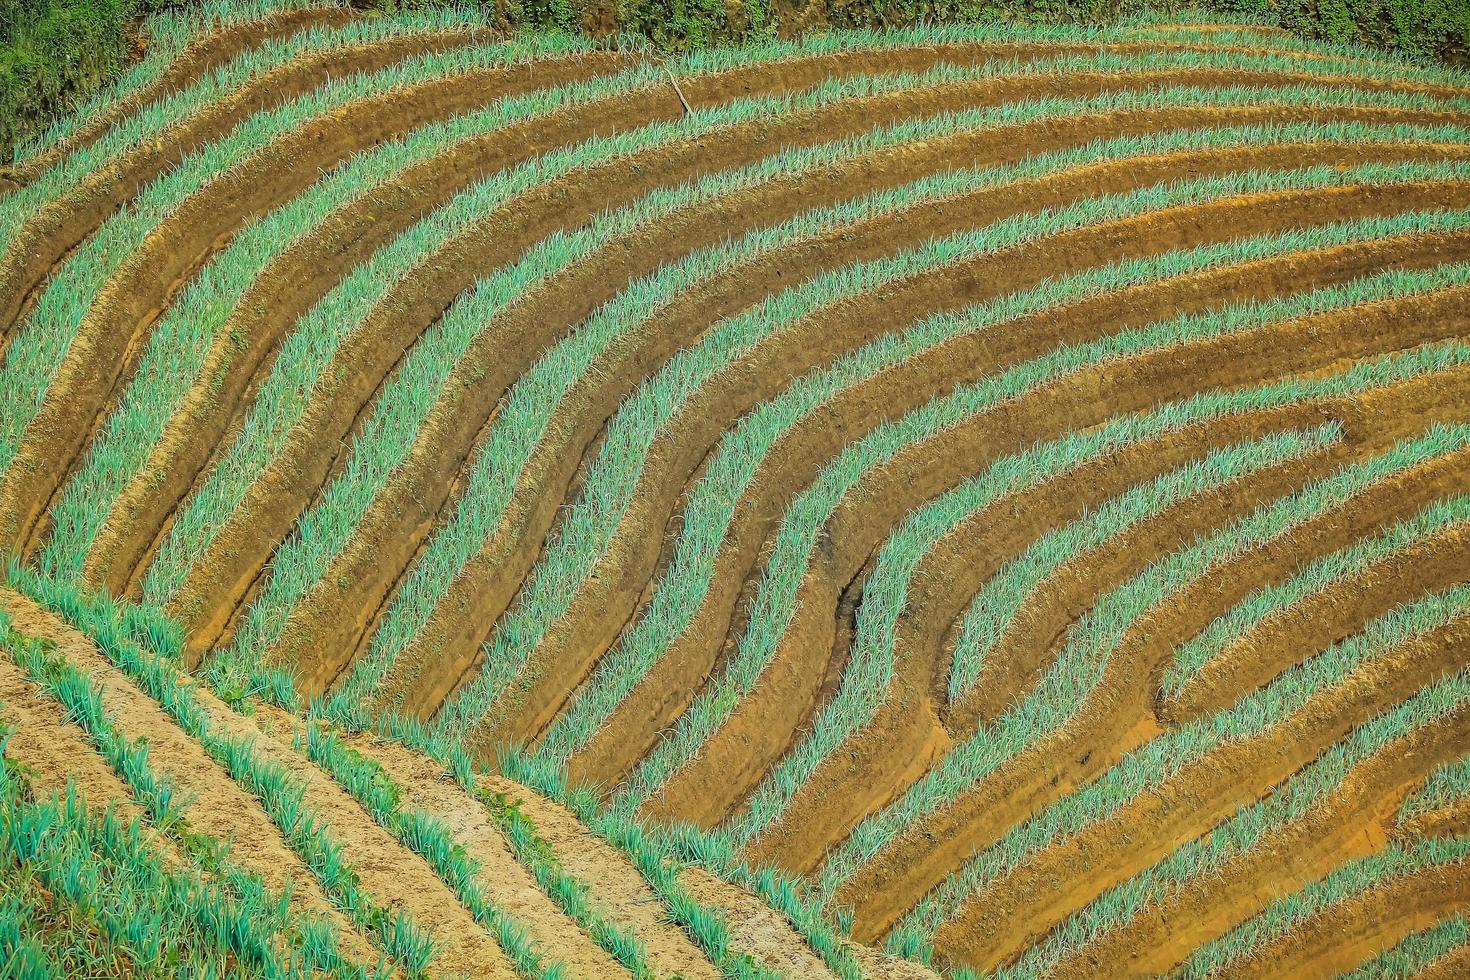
[[2, 2, 1469, 976]]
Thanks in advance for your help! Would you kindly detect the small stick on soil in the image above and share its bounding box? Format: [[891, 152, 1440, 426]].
[[665, 67, 692, 115]]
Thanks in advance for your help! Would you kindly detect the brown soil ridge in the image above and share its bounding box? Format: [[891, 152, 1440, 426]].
[[470, 773, 724, 980], [3, 35, 1460, 366], [142, 64, 1449, 671], [0, 588, 386, 971], [242, 707, 633, 980], [553, 181, 1470, 795], [189, 66, 1244, 673], [749, 405, 1331, 874], [0, 27, 488, 359], [1418, 937, 1470, 979], [932, 607, 1470, 971], [0, 48, 628, 560], [1165, 524, 1470, 721], [1045, 701, 1470, 978], [142, 58, 1258, 662], [747, 360, 1470, 880], [833, 441, 1470, 941], [5, 6, 361, 186], [82, 48, 637, 598], [634, 251, 1470, 835], [1399, 797, 1470, 840], [349, 104, 1470, 725], [1213, 861, 1470, 979]]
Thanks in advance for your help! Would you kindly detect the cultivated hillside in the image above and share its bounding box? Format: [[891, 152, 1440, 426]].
[[2, 2, 1469, 976]]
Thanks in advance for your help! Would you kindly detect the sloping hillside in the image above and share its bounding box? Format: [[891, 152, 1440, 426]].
[[2, 3, 1469, 975]]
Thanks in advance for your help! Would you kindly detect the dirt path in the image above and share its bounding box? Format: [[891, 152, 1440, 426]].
[[0, 657, 142, 819]]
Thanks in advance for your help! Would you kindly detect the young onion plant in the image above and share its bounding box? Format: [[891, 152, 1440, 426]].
[[1003, 663, 1470, 980], [431, 160, 1470, 748], [336, 108, 1470, 716], [887, 585, 1470, 957], [817, 422, 1470, 902]]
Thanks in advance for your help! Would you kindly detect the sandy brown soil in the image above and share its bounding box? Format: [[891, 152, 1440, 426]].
[[0, 589, 386, 970], [7, 18, 1470, 974], [1046, 702, 1470, 978], [836, 440, 1470, 940]]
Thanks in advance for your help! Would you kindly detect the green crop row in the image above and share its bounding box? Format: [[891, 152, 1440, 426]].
[[0, 35, 591, 509], [1005, 662, 1470, 979], [297, 723, 574, 980], [337, 101, 1470, 717], [11, 0, 1468, 166], [0, 611, 380, 979], [0, 765, 310, 978], [1, 0, 357, 166], [138, 45, 1470, 669], [1181, 832, 1470, 977], [889, 583, 1470, 957], [0, 8, 562, 246], [817, 421, 1470, 903], [1, 562, 443, 975], [1401, 748, 1470, 822], [222, 52, 1320, 670], [532, 217, 1470, 774], [606, 259, 1468, 828], [1344, 914, 1469, 978], [1163, 492, 1470, 703], [432, 159, 1470, 749]]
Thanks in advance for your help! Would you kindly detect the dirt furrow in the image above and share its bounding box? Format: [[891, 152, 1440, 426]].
[[934, 609, 1470, 970], [0, 48, 624, 560], [545, 180, 1470, 791], [0, 27, 486, 348], [1217, 862, 1470, 979], [1046, 704, 1470, 978], [835, 442, 1470, 940], [0, 588, 387, 970], [153, 70, 1450, 672], [749, 363, 1470, 879], [1168, 526, 1470, 721]]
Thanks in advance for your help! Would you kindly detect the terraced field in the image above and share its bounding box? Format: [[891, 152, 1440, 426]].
[[2, 1, 1470, 976]]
